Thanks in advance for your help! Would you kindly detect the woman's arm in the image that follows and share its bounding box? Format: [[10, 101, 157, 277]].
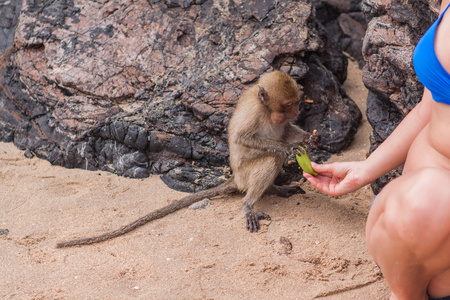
[[359, 89, 433, 185], [305, 89, 433, 196]]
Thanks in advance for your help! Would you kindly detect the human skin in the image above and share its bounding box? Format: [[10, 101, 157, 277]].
[[304, 1, 450, 299]]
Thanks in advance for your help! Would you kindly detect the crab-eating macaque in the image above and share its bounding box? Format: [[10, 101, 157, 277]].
[[56, 70, 319, 248], [228, 70, 319, 232]]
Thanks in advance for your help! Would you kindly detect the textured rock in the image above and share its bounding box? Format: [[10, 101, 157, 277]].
[[0, 0, 22, 52], [362, 0, 440, 193], [312, 0, 367, 67], [0, 0, 361, 192]]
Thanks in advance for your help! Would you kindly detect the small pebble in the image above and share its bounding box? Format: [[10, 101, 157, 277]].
[[55, 288, 61, 293], [0, 229, 9, 236], [189, 199, 214, 210], [24, 148, 35, 159]]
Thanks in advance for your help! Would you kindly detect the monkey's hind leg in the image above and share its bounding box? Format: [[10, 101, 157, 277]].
[[242, 186, 271, 233], [266, 184, 305, 198], [242, 156, 284, 232]]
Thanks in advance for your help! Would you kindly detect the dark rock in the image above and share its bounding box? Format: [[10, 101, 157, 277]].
[[361, 0, 439, 193], [0, 0, 22, 52], [0, 0, 361, 192], [312, 0, 368, 67]]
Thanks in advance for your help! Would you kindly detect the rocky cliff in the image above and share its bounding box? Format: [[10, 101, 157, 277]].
[[0, 0, 361, 192]]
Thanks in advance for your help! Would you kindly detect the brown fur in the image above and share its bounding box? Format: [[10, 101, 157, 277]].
[[228, 70, 315, 232], [56, 71, 317, 248]]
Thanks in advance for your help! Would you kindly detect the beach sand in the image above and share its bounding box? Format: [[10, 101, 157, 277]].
[[0, 59, 391, 299]]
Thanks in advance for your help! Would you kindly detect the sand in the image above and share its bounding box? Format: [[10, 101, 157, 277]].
[[0, 59, 391, 299]]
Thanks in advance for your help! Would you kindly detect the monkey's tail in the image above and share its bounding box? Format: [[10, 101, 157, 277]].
[[56, 179, 238, 248]]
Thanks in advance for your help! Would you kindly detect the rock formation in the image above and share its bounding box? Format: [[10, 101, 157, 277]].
[[0, 0, 361, 192], [362, 0, 440, 193], [312, 0, 368, 67]]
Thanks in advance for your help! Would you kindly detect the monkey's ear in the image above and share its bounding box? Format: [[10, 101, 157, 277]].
[[257, 85, 269, 107]]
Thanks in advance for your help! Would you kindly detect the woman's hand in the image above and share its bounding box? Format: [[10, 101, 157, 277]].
[[303, 161, 368, 197]]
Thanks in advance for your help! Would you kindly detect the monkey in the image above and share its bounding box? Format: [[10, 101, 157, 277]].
[[56, 70, 319, 248], [227, 70, 319, 232]]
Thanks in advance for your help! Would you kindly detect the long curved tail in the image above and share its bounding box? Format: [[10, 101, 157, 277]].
[[56, 179, 237, 248]]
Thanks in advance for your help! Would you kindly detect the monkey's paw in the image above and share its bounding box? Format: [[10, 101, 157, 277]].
[[245, 211, 271, 232], [309, 131, 321, 147]]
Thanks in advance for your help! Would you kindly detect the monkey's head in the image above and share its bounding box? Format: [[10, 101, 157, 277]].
[[257, 71, 301, 125]]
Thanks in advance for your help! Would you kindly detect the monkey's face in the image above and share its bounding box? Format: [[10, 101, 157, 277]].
[[256, 71, 301, 125], [270, 99, 299, 125], [283, 100, 299, 120]]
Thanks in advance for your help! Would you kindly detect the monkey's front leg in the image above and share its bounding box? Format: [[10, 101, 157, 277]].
[[285, 124, 321, 149]]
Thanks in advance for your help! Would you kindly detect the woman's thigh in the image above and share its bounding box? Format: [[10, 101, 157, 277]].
[[366, 168, 450, 296], [368, 168, 450, 240]]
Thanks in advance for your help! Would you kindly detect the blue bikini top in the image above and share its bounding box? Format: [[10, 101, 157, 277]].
[[413, 2, 450, 104]]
